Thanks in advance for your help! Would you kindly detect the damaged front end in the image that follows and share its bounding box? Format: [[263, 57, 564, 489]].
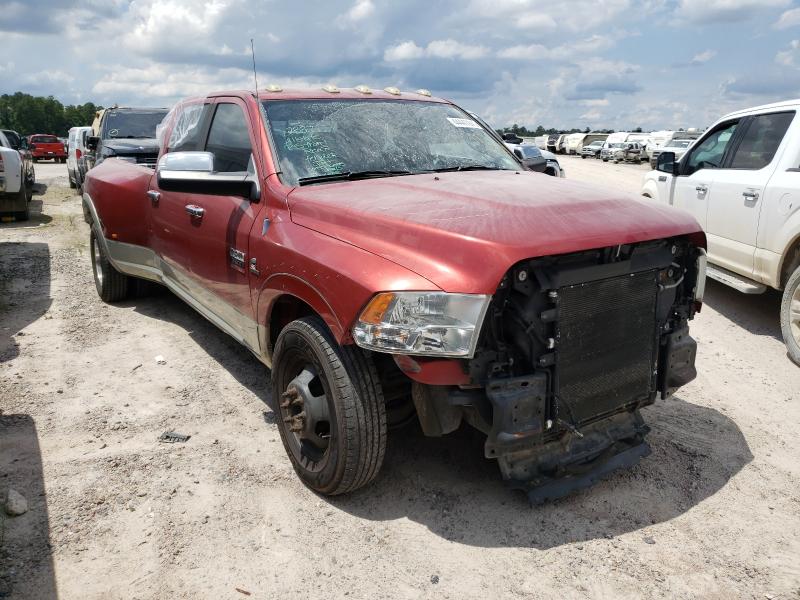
[[408, 237, 705, 503]]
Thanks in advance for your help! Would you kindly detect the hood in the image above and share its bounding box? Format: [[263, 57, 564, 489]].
[[102, 138, 159, 154], [287, 170, 702, 294]]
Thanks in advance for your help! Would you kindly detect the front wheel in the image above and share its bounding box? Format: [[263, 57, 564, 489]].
[[271, 317, 387, 495], [90, 229, 130, 302], [781, 264, 800, 365]]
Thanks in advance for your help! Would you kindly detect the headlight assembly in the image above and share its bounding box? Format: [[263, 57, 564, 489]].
[[352, 292, 490, 357]]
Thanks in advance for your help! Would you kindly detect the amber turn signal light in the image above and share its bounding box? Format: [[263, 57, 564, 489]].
[[359, 292, 395, 324]]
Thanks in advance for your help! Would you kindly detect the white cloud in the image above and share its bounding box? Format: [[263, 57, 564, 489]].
[[497, 35, 614, 61], [123, 0, 229, 55], [384, 41, 425, 61], [775, 7, 800, 29], [336, 0, 375, 26], [384, 39, 488, 61], [514, 13, 557, 32], [776, 39, 800, 66], [690, 49, 716, 64], [466, 0, 636, 32], [675, 0, 790, 24]]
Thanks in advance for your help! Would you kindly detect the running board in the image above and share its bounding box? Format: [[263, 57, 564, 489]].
[[706, 264, 767, 294]]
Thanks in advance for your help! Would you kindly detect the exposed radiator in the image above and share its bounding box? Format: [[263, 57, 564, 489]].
[[556, 270, 659, 424]]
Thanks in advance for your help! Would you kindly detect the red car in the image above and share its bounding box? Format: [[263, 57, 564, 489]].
[[25, 134, 67, 163], [83, 88, 706, 502]]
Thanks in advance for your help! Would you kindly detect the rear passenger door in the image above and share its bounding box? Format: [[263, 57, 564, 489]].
[[705, 111, 795, 276]]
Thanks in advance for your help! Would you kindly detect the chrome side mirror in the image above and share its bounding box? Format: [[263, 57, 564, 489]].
[[157, 151, 259, 201]]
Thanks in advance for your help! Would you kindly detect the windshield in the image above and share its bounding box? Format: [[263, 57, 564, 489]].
[[32, 135, 59, 143], [262, 99, 519, 186], [2, 130, 20, 148], [669, 140, 693, 148], [102, 110, 168, 139]]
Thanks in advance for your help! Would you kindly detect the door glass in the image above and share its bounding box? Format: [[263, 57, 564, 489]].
[[729, 111, 795, 170], [205, 103, 253, 173], [684, 121, 738, 175], [168, 103, 208, 153]]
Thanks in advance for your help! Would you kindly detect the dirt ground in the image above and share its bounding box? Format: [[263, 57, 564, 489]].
[[1, 157, 799, 599]]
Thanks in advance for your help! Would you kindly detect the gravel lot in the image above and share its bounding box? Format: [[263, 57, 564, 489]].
[[1, 157, 799, 599]]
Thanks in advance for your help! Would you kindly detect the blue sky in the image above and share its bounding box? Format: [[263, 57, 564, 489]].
[[2, 0, 800, 131]]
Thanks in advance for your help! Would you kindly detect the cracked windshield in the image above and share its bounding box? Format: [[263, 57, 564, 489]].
[[263, 99, 519, 185]]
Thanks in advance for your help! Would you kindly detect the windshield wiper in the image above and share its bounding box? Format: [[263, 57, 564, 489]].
[[427, 165, 505, 173], [297, 170, 413, 185]]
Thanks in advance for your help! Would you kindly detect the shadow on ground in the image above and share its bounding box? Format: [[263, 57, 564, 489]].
[[130, 291, 273, 408], [702, 278, 783, 341], [0, 185, 52, 229], [329, 396, 751, 549], [0, 243, 51, 362], [0, 415, 57, 599]]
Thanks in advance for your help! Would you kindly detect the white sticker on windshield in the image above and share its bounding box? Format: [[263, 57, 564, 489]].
[[447, 117, 481, 129]]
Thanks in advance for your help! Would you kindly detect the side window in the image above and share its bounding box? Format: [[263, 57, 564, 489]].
[[167, 103, 208, 153], [683, 121, 738, 176], [205, 103, 253, 173], [729, 111, 795, 170]]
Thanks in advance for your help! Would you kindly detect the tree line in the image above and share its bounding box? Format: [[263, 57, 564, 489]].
[[0, 92, 101, 137]]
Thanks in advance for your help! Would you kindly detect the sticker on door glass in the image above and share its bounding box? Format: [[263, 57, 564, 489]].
[[446, 117, 481, 129]]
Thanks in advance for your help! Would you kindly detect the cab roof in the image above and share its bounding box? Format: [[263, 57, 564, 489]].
[[722, 98, 800, 120], [203, 87, 449, 103]]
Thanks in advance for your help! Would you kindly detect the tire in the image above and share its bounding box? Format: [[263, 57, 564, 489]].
[[68, 170, 76, 188], [271, 317, 387, 495], [781, 263, 800, 366], [90, 229, 130, 302], [12, 178, 29, 221]]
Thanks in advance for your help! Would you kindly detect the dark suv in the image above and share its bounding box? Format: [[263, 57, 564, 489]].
[[87, 107, 168, 168]]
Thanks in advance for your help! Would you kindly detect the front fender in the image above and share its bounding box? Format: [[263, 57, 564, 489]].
[[257, 274, 345, 351]]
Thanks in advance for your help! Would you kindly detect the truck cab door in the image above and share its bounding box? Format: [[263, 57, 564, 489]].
[[704, 111, 795, 277], [187, 99, 264, 333], [672, 120, 741, 239]]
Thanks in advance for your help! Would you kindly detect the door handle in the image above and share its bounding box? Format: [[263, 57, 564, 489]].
[[695, 185, 708, 193], [742, 190, 760, 202], [146, 190, 160, 205], [185, 205, 204, 218]]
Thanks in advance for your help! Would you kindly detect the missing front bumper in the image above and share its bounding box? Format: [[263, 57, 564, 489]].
[[485, 376, 651, 503]]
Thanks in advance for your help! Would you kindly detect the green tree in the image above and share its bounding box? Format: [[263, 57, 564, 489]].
[[0, 92, 102, 136]]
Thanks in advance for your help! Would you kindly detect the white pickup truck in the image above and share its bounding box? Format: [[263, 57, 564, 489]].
[[0, 130, 31, 221], [641, 100, 800, 364]]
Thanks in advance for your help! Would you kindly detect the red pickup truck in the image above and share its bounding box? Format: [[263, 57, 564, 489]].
[[83, 88, 706, 502], [25, 134, 67, 162]]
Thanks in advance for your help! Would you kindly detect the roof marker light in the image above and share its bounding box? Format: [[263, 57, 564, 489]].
[[384, 86, 401, 95], [323, 84, 340, 93], [416, 88, 432, 97], [265, 84, 283, 92], [355, 85, 372, 94]]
